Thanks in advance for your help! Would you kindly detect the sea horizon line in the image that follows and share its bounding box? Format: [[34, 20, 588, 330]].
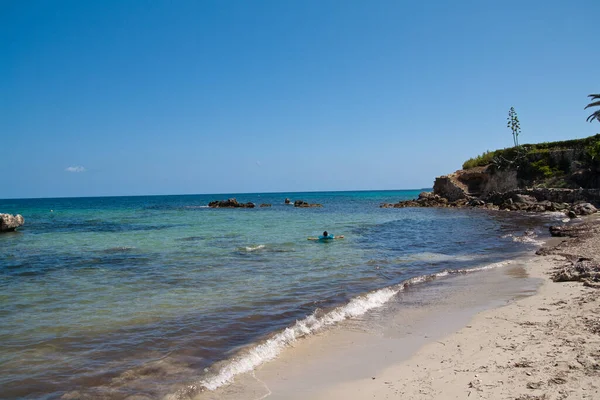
[[0, 188, 433, 202]]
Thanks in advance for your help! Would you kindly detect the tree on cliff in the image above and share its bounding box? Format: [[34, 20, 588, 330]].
[[507, 107, 521, 147], [585, 94, 600, 123]]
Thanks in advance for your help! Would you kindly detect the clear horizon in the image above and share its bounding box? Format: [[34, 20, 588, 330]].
[[2, 1, 599, 199], [0, 187, 432, 201]]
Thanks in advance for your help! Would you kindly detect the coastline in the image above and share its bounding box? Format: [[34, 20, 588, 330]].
[[192, 215, 600, 400], [295, 217, 600, 400]]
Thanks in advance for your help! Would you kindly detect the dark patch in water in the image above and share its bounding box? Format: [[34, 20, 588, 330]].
[[1, 251, 156, 278], [177, 236, 207, 242], [98, 247, 136, 254], [26, 220, 187, 234]]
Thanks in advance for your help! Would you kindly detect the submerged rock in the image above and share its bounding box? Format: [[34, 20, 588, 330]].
[[284, 198, 291, 204], [259, 203, 272, 207], [0, 213, 24, 232], [208, 198, 255, 208]]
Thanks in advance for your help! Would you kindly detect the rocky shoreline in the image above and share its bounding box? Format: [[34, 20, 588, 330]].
[[382, 189, 598, 218]]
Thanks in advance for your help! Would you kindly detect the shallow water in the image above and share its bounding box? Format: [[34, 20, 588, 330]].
[[0, 191, 559, 399]]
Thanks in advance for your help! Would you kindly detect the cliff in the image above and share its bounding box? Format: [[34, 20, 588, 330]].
[[384, 134, 600, 214], [460, 134, 600, 189]]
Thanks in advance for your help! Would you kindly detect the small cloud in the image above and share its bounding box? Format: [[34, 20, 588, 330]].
[[65, 165, 86, 173], [256, 161, 262, 167]]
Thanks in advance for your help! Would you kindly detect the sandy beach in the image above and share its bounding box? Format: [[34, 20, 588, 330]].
[[194, 216, 600, 400]]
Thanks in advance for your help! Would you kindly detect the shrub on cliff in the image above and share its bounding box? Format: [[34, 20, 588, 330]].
[[462, 150, 497, 169]]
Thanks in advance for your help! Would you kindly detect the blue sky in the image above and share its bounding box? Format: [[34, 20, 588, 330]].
[[1, 0, 599, 199]]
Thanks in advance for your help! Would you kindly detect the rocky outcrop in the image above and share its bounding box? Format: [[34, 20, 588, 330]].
[[381, 192, 498, 209], [208, 198, 255, 208], [433, 175, 469, 202], [284, 198, 291, 204], [0, 213, 24, 232], [294, 200, 323, 208], [432, 166, 514, 201]]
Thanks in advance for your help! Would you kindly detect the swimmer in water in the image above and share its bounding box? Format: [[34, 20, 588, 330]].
[[308, 231, 345, 241]]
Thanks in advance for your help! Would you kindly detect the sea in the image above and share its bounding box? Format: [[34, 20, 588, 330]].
[[0, 190, 563, 399]]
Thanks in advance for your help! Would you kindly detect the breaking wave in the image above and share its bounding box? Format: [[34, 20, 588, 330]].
[[502, 230, 545, 246]]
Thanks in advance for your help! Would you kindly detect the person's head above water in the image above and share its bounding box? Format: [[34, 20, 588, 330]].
[[323, 231, 328, 237]]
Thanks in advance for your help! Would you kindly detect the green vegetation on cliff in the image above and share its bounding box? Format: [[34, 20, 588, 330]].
[[462, 134, 600, 188]]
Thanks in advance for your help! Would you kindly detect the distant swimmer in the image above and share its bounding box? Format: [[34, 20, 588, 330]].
[[308, 231, 345, 241]]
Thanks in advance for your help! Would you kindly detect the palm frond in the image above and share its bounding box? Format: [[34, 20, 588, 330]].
[[588, 94, 600, 99], [586, 110, 600, 123], [584, 100, 600, 110]]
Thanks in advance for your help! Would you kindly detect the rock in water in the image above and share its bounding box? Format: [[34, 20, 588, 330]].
[[208, 198, 255, 208], [293, 200, 323, 208], [0, 213, 24, 232]]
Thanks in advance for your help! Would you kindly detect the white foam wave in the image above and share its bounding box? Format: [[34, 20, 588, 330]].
[[197, 288, 397, 391], [502, 231, 545, 246], [183, 259, 514, 394], [241, 244, 266, 252]]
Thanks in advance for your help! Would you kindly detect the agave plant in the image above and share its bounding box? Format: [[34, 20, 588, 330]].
[[585, 94, 600, 123]]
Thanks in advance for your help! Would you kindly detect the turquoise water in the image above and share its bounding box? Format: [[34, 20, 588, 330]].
[[0, 191, 554, 399]]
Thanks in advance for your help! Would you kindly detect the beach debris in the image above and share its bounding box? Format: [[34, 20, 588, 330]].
[[525, 381, 544, 390], [548, 224, 592, 237], [548, 375, 567, 385], [514, 360, 534, 368], [552, 257, 600, 286], [582, 316, 600, 335], [0, 213, 24, 232], [208, 198, 255, 208], [516, 395, 547, 400]]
